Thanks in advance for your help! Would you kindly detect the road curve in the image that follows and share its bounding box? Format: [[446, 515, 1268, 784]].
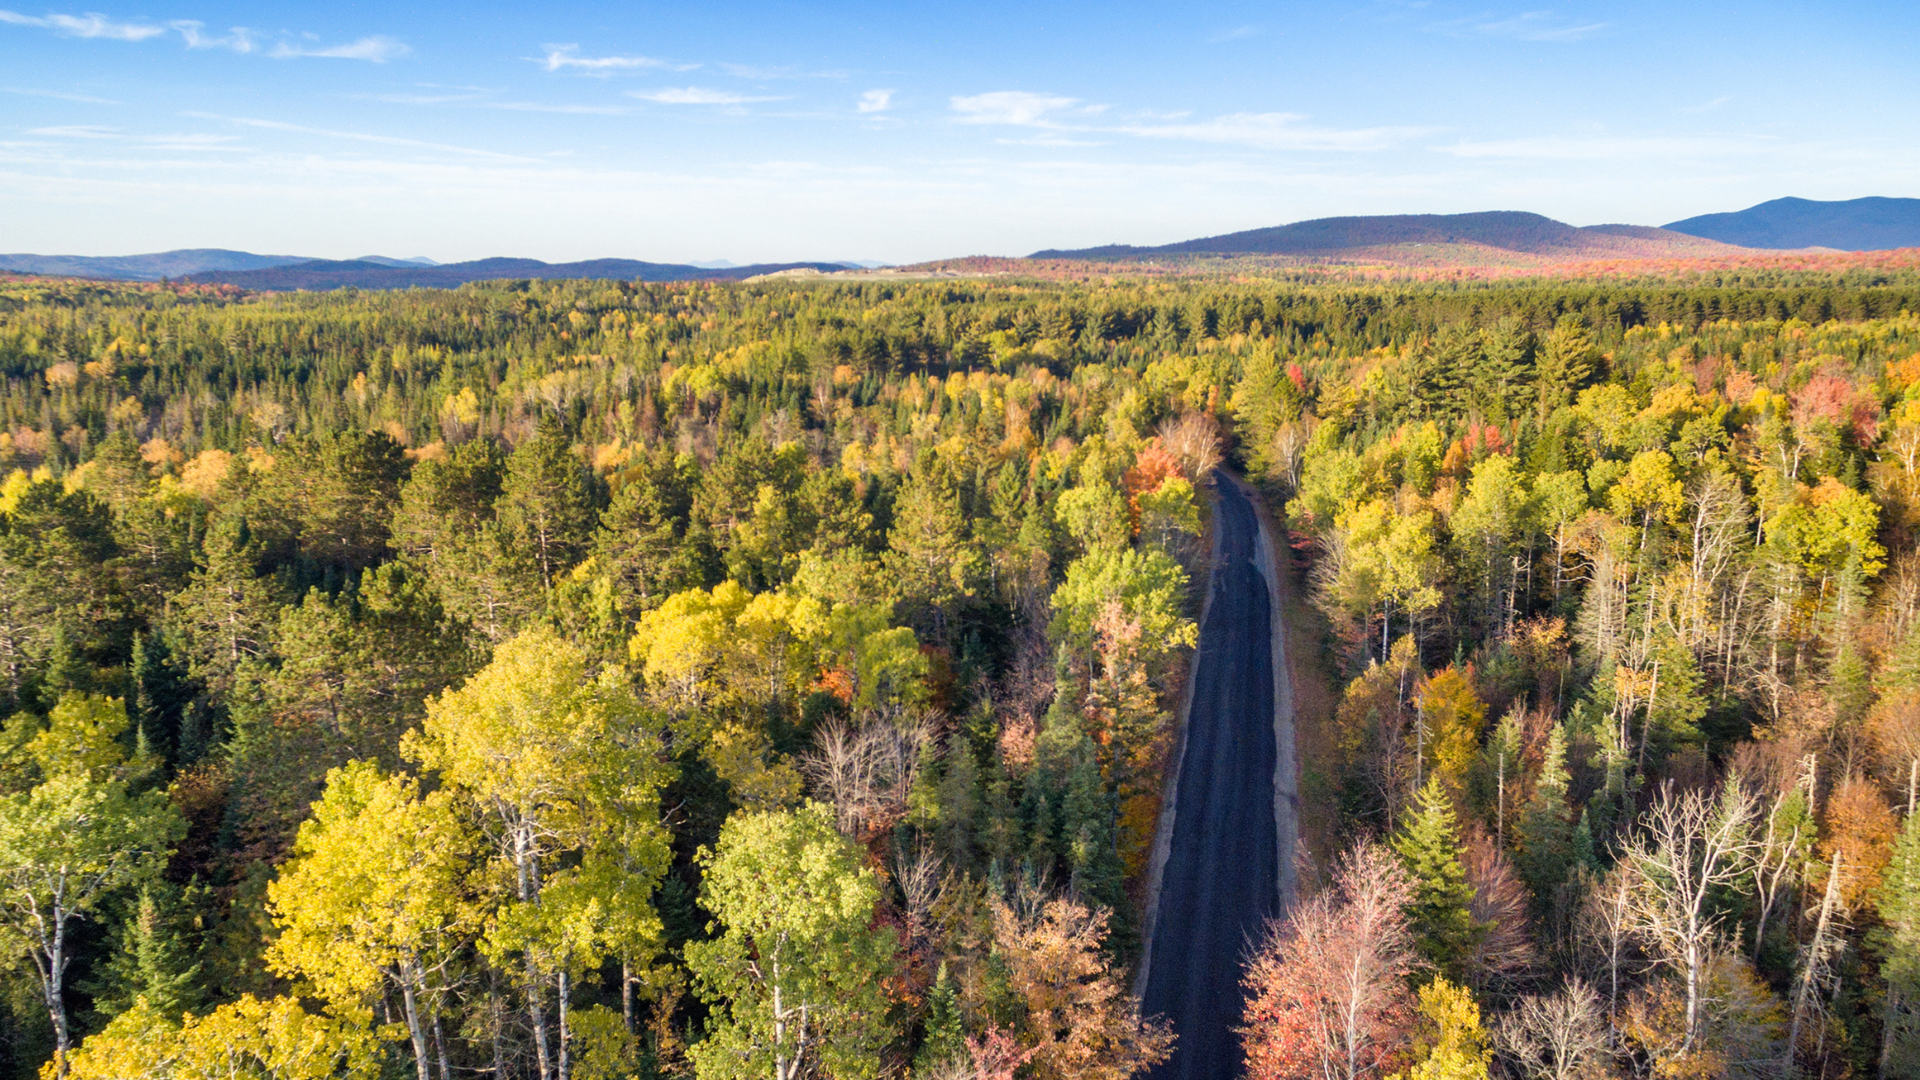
[[1140, 474, 1288, 1080]]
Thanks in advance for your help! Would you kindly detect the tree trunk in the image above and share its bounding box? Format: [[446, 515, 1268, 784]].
[[399, 960, 432, 1080], [1790, 853, 1844, 1071]]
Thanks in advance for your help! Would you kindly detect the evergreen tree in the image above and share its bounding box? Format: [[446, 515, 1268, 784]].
[[1516, 722, 1575, 915], [499, 425, 601, 589], [85, 884, 203, 1023], [915, 962, 966, 1074], [1393, 778, 1485, 978]]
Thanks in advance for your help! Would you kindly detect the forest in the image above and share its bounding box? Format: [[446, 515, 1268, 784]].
[[0, 265, 1918, 1080]]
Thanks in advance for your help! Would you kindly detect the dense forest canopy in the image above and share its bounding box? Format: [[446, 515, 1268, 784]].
[[0, 267, 1918, 1079]]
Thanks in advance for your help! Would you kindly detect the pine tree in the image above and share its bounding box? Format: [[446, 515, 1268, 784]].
[[1393, 778, 1484, 977]]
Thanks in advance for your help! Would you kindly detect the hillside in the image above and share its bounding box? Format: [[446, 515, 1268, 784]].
[[1664, 195, 1920, 250], [0, 248, 307, 280], [1031, 210, 1750, 263], [180, 256, 857, 290]]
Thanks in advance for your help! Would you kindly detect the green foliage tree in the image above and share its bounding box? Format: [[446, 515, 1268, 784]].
[[1393, 778, 1484, 979], [686, 802, 900, 1080]]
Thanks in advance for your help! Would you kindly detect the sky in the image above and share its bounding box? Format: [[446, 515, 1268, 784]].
[[2, 1, 1917, 264]]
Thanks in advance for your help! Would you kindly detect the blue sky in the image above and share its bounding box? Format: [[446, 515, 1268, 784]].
[[3, 1, 1917, 263]]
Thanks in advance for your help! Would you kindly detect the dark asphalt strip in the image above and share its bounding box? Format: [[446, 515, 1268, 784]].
[[1140, 478, 1280, 1080]]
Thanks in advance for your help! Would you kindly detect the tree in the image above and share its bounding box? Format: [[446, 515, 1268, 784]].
[[0, 695, 184, 1076], [1239, 841, 1417, 1080], [685, 802, 900, 1080], [1616, 779, 1760, 1055], [1875, 806, 1920, 1076], [84, 884, 203, 1024], [1049, 546, 1196, 674], [500, 425, 601, 590], [1492, 978, 1609, 1080], [1535, 315, 1598, 417], [1393, 779, 1483, 978], [988, 891, 1172, 1080], [267, 762, 477, 1080], [61, 994, 381, 1080], [1386, 977, 1491, 1080], [885, 465, 982, 642], [405, 626, 672, 1080]]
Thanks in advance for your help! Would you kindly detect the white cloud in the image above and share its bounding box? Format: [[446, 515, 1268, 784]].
[[630, 87, 782, 105], [950, 91, 1081, 126], [0, 9, 166, 40], [1120, 112, 1432, 152], [1210, 25, 1259, 42], [269, 36, 409, 62], [857, 89, 893, 113], [540, 44, 687, 73], [170, 20, 256, 52]]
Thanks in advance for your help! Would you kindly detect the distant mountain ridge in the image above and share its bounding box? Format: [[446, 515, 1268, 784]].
[[177, 257, 861, 290], [0, 248, 308, 280], [1663, 197, 1920, 251], [1031, 211, 1748, 261]]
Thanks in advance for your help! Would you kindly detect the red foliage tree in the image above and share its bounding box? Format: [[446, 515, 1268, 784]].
[[1238, 841, 1419, 1080]]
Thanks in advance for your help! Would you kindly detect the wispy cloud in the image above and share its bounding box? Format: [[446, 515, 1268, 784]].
[[950, 91, 1083, 127], [630, 87, 783, 105], [494, 102, 631, 116], [1210, 25, 1260, 42], [998, 135, 1104, 147], [540, 44, 690, 73], [857, 89, 893, 113], [0, 9, 166, 40], [0, 12, 406, 59], [194, 114, 534, 161], [170, 20, 256, 52], [1120, 112, 1433, 151], [3, 86, 121, 104], [1682, 96, 1731, 114], [1435, 134, 1779, 160], [269, 35, 409, 62], [718, 62, 848, 80], [1452, 10, 1607, 42], [28, 124, 119, 138]]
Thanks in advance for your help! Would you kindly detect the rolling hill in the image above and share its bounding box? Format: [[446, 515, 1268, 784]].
[[0, 248, 309, 280], [1663, 196, 1920, 251], [177, 257, 858, 290], [1031, 211, 1750, 263]]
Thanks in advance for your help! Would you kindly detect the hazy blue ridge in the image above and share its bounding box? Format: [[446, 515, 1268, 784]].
[[1663, 196, 1920, 251]]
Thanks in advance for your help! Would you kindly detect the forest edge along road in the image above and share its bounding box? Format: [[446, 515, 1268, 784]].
[[1137, 471, 1298, 1080]]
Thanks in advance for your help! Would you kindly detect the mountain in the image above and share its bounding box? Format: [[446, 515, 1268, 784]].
[[178, 257, 857, 290], [1663, 197, 1920, 251], [353, 255, 441, 267], [1032, 211, 1748, 262], [0, 248, 307, 280]]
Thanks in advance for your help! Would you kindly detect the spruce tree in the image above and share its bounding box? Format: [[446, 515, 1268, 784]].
[[1393, 778, 1485, 977], [914, 962, 966, 1074], [1516, 722, 1575, 914], [85, 884, 202, 1023]]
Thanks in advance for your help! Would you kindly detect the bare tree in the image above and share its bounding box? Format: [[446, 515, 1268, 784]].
[[1156, 412, 1222, 484], [1617, 779, 1762, 1054], [801, 718, 930, 839], [1494, 977, 1611, 1080]]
